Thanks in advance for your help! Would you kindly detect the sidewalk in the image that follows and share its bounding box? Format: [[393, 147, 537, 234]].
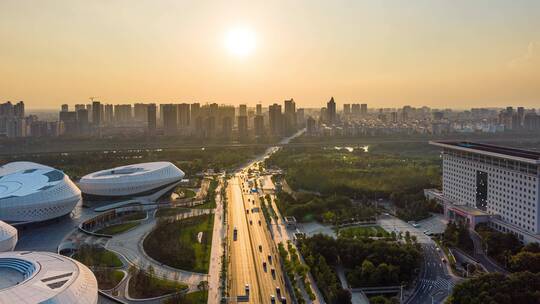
[[208, 179, 225, 303]]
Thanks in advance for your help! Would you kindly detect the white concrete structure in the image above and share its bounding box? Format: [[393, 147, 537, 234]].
[[0, 251, 98, 304], [429, 141, 540, 244], [0, 162, 81, 223], [78, 161, 185, 200], [0, 221, 17, 252]]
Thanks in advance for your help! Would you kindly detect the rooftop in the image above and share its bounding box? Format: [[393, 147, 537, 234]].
[[0, 163, 66, 199], [430, 141, 540, 164], [82, 161, 173, 180]]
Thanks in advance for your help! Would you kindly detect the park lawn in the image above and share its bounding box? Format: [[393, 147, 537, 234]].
[[96, 221, 140, 235], [73, 247, 123, 267], [184, 291, 209, 304], [121, 211, 147, 221], [155, 207, 191, 218], [128, 272, 188, 299], [94, 269, 125, 290], [179, 188, 197, 198], [178, 214, 214, 273], [338, 225, 390, 239]]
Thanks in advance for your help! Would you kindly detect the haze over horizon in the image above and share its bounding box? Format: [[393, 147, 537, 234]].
[[1, 0, 540, 109]]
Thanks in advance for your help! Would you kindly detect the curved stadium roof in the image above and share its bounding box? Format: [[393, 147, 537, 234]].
[[78, 161, 185, 198], [0, 251, 98, 304], [0, 162, 81, 223]]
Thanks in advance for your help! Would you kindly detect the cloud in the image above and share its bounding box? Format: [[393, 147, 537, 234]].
[[508, 41, 540, 68]]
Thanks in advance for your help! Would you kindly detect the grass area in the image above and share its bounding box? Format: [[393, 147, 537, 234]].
[[193, 179, 218, 209], [165, 291, 209, 304], [95, 221, 140, 235], [338, 225, 390, 239], [175, 188, 197, 199], [73, 245, 123, 267], [144, 214, 214, 273], [155, 207, 191, 218], [128, 269, 188, 299], [121, 211, 147, 221], [94, 269, 125, 290]]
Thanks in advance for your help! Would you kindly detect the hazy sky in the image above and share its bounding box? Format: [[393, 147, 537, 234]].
[[1, 0, 540, 109]]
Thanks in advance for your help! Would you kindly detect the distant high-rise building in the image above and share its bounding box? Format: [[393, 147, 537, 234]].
[[114, 104, 132, 123], [162, 104, 178, 135], [254, 115, 264, 137], [306, 116, 317, 135], [13, 101, 24, 118], [177, 103, 190, 129], [104, 104, 114, 123], [296, 108, 305, 127], [239, 104, 248, 117], [204, 116, 216, 138], [61, 104, 69, 112], [269, 103, 283, 136], [75, 104, 86, 112], [284, 99, 297, 135], [134, 103, 149, 122], [343, 104, 351, 115], [360, 103, 368, 116], [237, 115, 248, 139], [77, 109, 89, 134], [59, 111, 78, 135], [147, 104, 157, 134], [524, 112, 540, 131], [326, 97, 336, 123], [517, 107, 525, 128], [92, 101, 101, 126], [222, 116, 233, 138], [256, 104, 262, 116]]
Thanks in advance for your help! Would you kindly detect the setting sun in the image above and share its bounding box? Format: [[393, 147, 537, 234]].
[[224, 27, 256, 57]]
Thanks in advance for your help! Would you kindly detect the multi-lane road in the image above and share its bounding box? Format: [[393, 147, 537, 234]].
[[227, 173, 290, 303]]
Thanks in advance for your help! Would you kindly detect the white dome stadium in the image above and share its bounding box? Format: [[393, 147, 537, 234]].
[[0, 221, 17, 252], [78, 161, 185, 200], [0, 162, 81, 223], [0, 251, 98, 304]]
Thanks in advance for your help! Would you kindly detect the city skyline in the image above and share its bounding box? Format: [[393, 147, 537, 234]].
[[1, 0, 540, 109]]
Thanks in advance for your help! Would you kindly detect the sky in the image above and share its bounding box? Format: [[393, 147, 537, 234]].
[[1, 0, 540, 109]]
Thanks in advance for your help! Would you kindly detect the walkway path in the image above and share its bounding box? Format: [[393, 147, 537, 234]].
[[105, 209, 211, 291], [468, 228, 509, 274], [207, 177, 226, 303]]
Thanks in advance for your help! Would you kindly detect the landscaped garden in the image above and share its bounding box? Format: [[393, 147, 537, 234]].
[[93, 269, 125, 290], [95, 221, 140, 235], [73, 245, 123, 267], [128, 266, 188, 299], [337, 225, 390, 239], [143, 214, 214, 273]]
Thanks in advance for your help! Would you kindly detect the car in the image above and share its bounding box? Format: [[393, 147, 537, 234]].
[[263, 262, 267, 271], [250, 220, 253, 225], [246, 209, 249, 214], [271, 268, 276, 279], [276, 287, 281, 297], [245, 284, 250, 295], [268, 255, 272, 264], [233, 227, 238, 241], [412, 223, 421, 228], [436, 247, 441, 252], [270, 295, 276, 304], [258, 220, 261, 226], [423, 230, 430, 234], [259, 245, 262, 252], [281, 297, 287, 304], [441, 258, 447, 263]]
